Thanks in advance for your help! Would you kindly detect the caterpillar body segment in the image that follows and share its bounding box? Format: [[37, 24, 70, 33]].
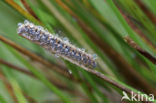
[[17, 20, 97, 69]]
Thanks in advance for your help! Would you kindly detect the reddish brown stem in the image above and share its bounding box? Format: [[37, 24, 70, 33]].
[[20, 0, 39, 20], [0, 70, 38, 103], [0, 59, 71, 91], [134, 0, 156, 25], [124, 36, 156, 65], [0, 71, 18, 103], [118, 7, 156, 52]]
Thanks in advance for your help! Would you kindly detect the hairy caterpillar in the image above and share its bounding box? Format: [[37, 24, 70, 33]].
[[17, 20, 97, 69]]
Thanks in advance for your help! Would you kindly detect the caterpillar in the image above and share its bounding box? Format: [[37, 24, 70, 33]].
[[17, 20, 97, 69]]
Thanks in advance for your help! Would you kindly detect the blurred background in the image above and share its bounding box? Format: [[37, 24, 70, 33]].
[[0, 0, 156, 103]]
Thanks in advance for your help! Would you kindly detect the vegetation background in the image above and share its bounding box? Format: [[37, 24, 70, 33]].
[[0, 0, 156, 103]]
